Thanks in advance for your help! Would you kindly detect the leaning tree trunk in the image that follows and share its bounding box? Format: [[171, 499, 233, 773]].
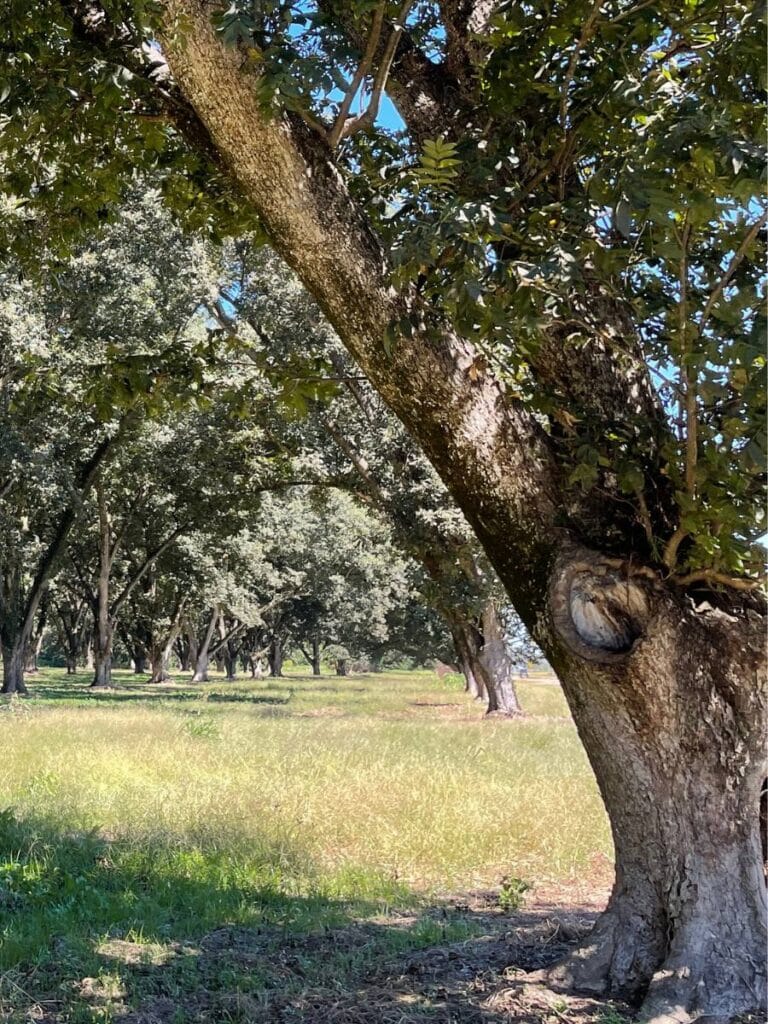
[[191, 608, 218, 682], [158, 15, 768, 1017]]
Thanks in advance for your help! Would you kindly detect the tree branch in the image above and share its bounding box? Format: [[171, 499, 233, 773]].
[[110, 523, 188, 620], [327, 3, 386, 148], [698, 210, 767, 333], [340, 0, 416, 140]]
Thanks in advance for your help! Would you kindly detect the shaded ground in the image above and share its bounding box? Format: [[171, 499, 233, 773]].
[[5, 890, 628, 1024]]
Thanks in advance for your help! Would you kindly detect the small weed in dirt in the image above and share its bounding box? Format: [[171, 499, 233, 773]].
[[498, 876, 532, 911]]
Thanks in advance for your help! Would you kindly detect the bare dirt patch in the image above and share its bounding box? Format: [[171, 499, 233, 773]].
[[103, 891, 630, 1024]]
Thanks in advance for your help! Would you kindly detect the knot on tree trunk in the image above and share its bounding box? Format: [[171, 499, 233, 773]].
[[550, 548, 650, 663]]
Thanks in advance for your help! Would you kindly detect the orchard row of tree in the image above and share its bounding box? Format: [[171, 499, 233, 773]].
[[1, 2, 764, 1018], [1, 187, 539, 704]]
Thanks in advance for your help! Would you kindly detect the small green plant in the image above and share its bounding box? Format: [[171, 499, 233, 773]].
[[183, 714, 219, 739], [498, 875, 532, 912]]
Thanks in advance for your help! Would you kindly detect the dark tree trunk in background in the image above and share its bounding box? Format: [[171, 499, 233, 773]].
[[268, 635, 283, 678], [450, 620, 484, 701], [335, 658, 348, 677], [91, 476, 115, 688], [132, 648, 147, 674], [224, 648, 237, 680], [311, 634, 321, 676], [65, 656, 77, 675], [1, 641, 27, 696]]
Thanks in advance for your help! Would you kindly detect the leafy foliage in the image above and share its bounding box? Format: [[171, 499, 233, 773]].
[[0, 0, 764, 580]]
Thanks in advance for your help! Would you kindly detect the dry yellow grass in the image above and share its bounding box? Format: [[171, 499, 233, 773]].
[[0, 668, 612, 1023]]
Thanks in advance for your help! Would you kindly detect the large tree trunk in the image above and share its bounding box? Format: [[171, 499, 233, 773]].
[[159, 13, 767, 1018], [541, 549, 767, 1017]]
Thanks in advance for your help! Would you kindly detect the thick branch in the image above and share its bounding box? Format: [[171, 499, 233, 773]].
[[160, 1, 561, 625]]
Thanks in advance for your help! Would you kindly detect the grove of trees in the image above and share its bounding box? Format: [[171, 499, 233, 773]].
[[1, 2, 765, 1021]]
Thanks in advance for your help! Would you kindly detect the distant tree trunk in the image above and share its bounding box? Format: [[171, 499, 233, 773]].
[[177, 622, 197, 673], [311, 634, 321, 676], [148, 644, 169, 683], [1, 640, 27, 696], [92, 625, 113, 688], [191, 607, 218, 683], [224, 650, 237, 680], [335, 657, 348, 676], [148, 599, 185, 684], [91, 477, 115, 688], [132, 647, 148, 674], [477, 603, 522, 716], [447, 605, 521, 713], [84, 636, 95, 671], [0, 438, 115, 696], [1, 566, 28, 695], [268, 635, 283, 677], [449, 619, 485, 701]]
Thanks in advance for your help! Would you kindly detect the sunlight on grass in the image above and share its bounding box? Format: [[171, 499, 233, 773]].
[[0, 668, 610, 990]]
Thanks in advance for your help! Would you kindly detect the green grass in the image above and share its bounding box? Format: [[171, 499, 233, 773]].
[[0, 667, 611, 1022]]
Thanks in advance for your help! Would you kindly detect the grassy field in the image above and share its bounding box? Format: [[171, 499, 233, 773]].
[[0, 668, 613, 1023]]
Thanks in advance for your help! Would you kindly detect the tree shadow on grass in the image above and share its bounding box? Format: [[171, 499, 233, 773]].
[[22, 685, 294, 708], [0, 812, 621, 1024]]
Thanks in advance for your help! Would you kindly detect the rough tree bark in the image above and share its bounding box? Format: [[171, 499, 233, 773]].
[[156, 7, 767, 1018], [447, 604, 521, 714]]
